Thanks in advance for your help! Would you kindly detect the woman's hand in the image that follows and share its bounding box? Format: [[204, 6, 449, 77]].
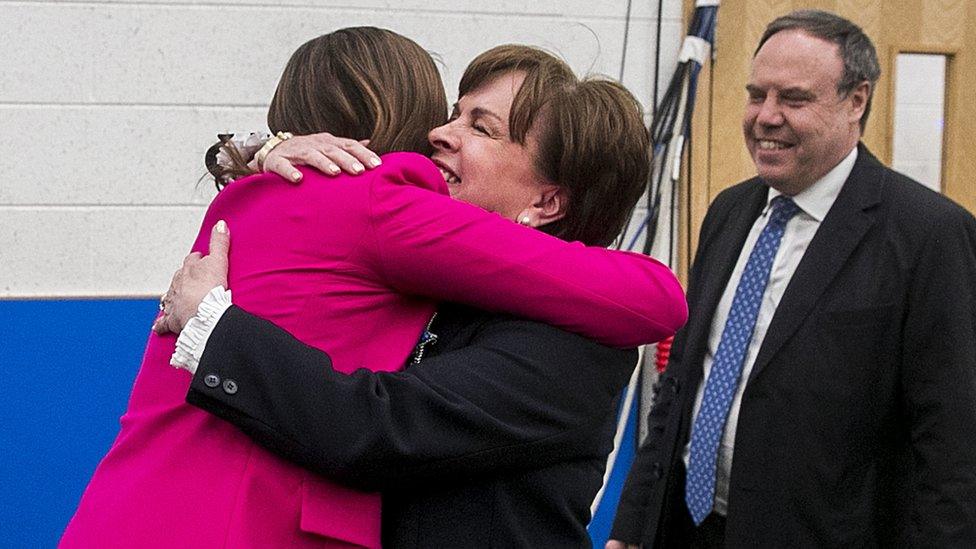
[[153, 221, 231, 335], [261, 133, 382, 182]]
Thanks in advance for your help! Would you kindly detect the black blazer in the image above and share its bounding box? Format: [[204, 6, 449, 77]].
[[188, 302, 637, 547], [611, 146, 976, 547]]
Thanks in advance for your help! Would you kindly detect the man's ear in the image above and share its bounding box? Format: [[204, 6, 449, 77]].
[[848, 80, 871, 124]]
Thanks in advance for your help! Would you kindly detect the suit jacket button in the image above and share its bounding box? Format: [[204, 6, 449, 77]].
[[203, 374, 220, 388], [652, 462, 663, 480], [222, 379, 239, 395]]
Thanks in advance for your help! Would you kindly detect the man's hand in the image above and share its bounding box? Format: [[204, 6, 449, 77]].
[[605, 541, 639, 549], [262, 133, 382, 182], [153, 220, 231, 335]]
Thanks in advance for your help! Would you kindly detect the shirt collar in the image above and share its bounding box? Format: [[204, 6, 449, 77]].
[[766, 146, 858, 222]]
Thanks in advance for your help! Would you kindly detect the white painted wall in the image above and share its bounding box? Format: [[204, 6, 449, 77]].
[[0, 0, 684, 297]]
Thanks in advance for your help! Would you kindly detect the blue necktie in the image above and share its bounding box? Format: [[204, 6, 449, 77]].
[[685, 196, 800, 524]]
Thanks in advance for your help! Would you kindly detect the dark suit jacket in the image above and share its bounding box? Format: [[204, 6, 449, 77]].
[[187, 302, 637, 547], [611, 145, 976, 547]]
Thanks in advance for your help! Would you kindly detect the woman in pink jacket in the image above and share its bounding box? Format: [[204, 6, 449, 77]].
[[60, 29, 685, 548]]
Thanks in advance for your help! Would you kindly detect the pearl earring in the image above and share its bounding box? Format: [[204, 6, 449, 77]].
[[519, 215, 531, 226]]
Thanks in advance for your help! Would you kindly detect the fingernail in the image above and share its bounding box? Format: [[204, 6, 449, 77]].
[[328, 164, 340, 174], [215, 220, 228, 234], [292, 171, 301, 181], [368, 157, 381, 168], [352, 162, 365, 173]]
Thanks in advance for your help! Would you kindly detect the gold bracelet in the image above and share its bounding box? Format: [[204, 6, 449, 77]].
[[254, 131, 294, 167]]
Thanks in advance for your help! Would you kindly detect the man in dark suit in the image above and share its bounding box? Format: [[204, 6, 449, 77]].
[[609, 9, 976, 548]]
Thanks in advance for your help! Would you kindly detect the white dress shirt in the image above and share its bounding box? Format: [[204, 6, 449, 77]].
[[683, 146, 857, 516]]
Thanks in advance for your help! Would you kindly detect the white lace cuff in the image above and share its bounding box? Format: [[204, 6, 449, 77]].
[[170, 286, 233, 375]]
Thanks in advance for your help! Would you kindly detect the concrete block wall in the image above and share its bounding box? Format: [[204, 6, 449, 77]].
[[1, 0, 685, 298], [2, 3, 688, 545]]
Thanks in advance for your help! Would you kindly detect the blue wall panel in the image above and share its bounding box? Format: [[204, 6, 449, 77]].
[[588, 387, 639, 545], [1, 299, 631, 546], [0, 299, 157, 548]]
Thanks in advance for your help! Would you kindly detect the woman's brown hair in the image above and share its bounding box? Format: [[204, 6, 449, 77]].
[[215, 27, 447, 185], [460, 45, 650, 247]]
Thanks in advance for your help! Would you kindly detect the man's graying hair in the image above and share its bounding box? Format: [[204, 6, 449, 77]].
[[757, 10, 881, 133]]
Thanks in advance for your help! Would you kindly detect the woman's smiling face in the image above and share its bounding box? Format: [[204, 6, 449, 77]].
[[427, 71, 554, 221]]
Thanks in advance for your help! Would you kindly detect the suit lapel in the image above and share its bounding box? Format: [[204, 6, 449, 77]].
[[748, 145, 885, 383], [685, 182, 767, 382]]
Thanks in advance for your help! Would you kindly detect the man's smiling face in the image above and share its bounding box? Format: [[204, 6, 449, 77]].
[[743, 29, 867, 195]]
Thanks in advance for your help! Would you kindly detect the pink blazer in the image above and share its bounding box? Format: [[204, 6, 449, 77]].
[[60, 153, 686, 548]]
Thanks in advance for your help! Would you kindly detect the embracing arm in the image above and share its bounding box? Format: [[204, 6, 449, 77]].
[[186, 305, 636, 492], [355, 154, 687, 348], [161, 156, 685, 347], [902, 207, 976, 545], [202, 134, 687, 346]]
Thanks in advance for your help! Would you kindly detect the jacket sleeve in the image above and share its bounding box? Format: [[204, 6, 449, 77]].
[[356, 154, 687, 348], [609, 366, 683, 543], [187, 305, 637, 492], [901, 205, 976, 545]]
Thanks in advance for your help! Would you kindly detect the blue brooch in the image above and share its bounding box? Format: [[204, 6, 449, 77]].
[[410, 313, 438, 364]]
